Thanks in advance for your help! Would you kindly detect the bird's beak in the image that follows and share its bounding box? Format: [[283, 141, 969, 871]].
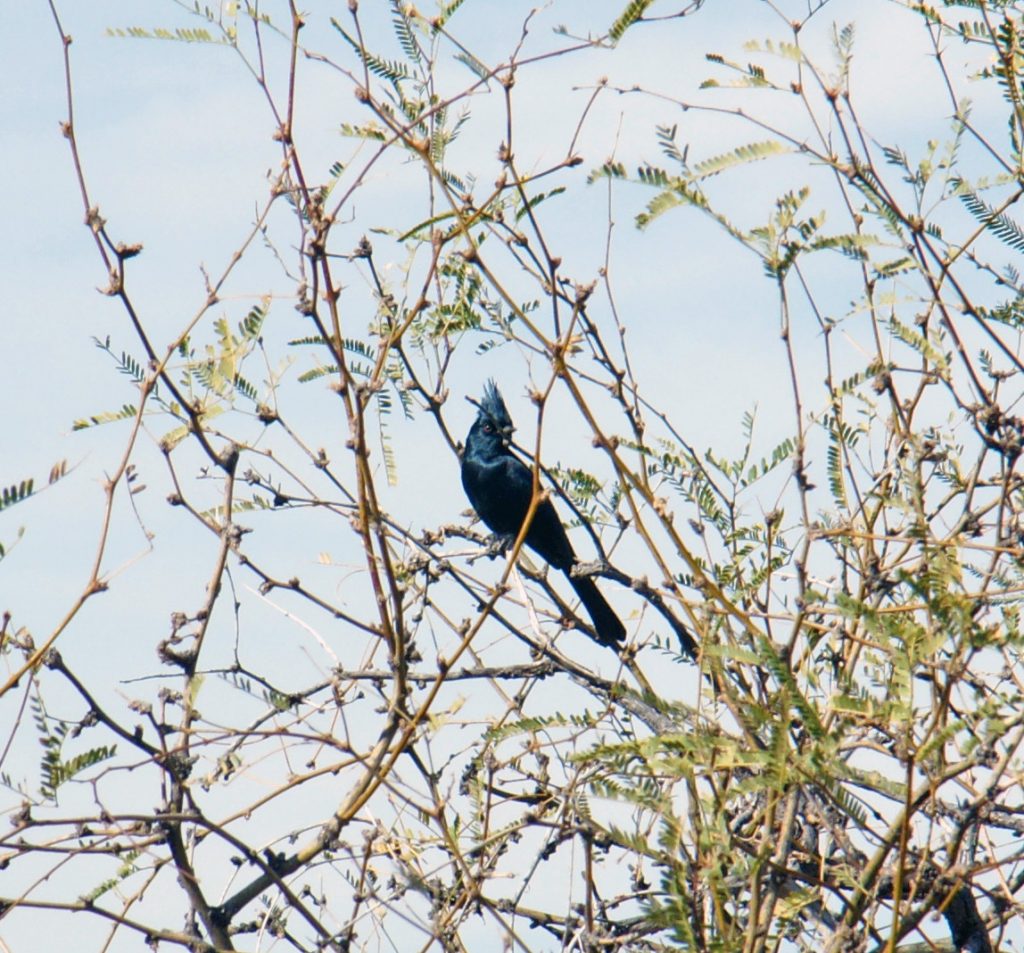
[[500, 425, 514, 446]]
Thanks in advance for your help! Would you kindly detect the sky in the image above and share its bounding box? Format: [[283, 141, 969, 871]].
[[3, 1, 1020, 950]]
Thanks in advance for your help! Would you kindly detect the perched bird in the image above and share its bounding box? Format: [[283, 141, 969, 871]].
[[461, 381, 626, 648]]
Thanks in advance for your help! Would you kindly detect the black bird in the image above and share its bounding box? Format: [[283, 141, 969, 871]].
[[461, 381, 626, 648]]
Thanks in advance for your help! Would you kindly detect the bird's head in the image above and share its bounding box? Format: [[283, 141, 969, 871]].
[[472, 379, 515, 448]]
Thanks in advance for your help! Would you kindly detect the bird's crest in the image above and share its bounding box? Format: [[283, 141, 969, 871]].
[[480, 379, 513, 431]]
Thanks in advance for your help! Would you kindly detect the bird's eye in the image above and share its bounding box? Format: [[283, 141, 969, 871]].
[[482, 423, 494, 433]]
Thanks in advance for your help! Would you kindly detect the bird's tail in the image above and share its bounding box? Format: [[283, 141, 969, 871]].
[[567, 573, 626, 648]]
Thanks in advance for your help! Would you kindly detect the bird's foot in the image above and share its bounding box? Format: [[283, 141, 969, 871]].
[[467, 533, 516, 565], [570, 559, 606, 580], [485, 533, 516, 559]]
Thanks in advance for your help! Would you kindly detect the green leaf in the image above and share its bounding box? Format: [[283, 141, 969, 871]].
[[106, 26, 227, 44], [332, 19, 411, 85], [339, 122, 387, 141], [609, 0, 654, 41], [956, 183, 1024, 253], [0, 479, 34, 512], [72, 404, 138, 431]]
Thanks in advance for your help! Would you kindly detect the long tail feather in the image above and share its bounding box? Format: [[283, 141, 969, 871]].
[[567, 573, 625, 647]]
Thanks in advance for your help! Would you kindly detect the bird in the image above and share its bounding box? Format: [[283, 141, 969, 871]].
[[461, 380, 626, 648]]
